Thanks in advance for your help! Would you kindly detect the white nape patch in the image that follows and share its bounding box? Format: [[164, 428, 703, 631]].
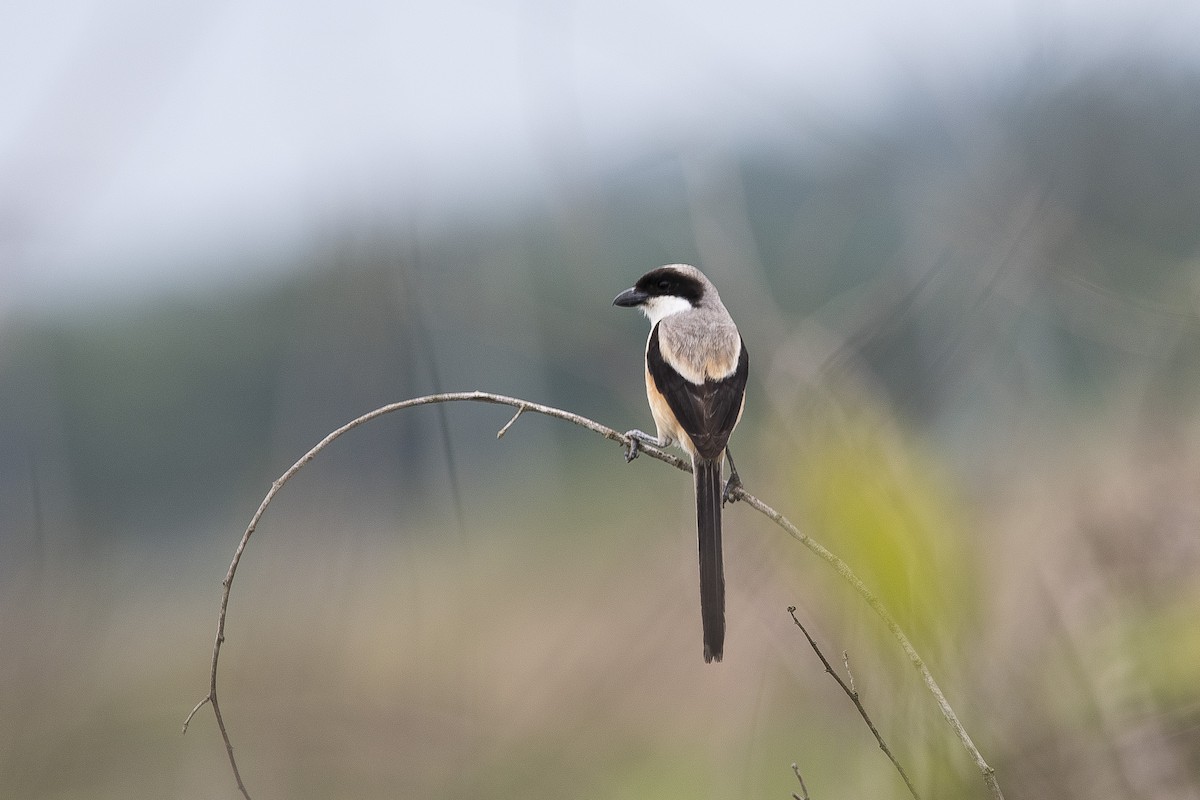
[[640, 295, 692, 326]]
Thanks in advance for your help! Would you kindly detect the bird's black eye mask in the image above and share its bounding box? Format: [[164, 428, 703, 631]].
[[636, 268, 704, 306]]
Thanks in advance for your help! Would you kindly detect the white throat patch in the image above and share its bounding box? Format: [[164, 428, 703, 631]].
[[640, 295, 693, 326]]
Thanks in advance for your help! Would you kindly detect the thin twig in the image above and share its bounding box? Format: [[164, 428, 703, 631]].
[[789, 607, 922, 800], [751, 493, 1002, 800], [184, 391, 1001, 800], [791, 762, 811, 800], [496, 404, 525, 438], [181, 695, 209, 731]]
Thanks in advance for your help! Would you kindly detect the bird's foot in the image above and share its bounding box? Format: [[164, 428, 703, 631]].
[[722, 472, 743, 506], [622, 430, 668, 463], [623, 433, 641, 463]]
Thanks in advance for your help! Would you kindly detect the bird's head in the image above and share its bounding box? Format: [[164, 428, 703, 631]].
[[613, 264, 710, 325]]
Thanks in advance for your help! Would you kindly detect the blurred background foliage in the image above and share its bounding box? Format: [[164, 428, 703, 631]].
[[2, 4, 1200, 798]]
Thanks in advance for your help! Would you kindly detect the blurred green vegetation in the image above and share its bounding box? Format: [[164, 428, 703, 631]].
[[2, 57, 1200, 798]]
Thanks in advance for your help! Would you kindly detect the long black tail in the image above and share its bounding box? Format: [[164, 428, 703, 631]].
[[694, 457, 725, 663]]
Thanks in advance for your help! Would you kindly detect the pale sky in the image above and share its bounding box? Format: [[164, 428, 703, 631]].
[[2, 0, 1198, 312]]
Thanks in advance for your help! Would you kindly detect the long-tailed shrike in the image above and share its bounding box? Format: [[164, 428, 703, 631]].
[[614, 264, 748, 662]]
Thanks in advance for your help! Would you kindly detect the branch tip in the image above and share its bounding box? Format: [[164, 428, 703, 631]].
[[182, 694, 212, 733], [496, 405, 525, 438]]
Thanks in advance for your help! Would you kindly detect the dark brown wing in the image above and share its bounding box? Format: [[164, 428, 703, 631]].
[[647, 324, 748, 462]]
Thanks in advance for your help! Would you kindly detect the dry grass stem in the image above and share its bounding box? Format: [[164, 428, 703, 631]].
[[789, 607, 922, 799]]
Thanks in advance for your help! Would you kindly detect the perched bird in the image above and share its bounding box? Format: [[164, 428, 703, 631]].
[[613, 264, 748, 663]]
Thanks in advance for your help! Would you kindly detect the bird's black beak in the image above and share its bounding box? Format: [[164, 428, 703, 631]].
[[613, 287, 647, 307]]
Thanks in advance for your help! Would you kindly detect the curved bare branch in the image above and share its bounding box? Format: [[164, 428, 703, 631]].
[[183, 391, 1003, 800]]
